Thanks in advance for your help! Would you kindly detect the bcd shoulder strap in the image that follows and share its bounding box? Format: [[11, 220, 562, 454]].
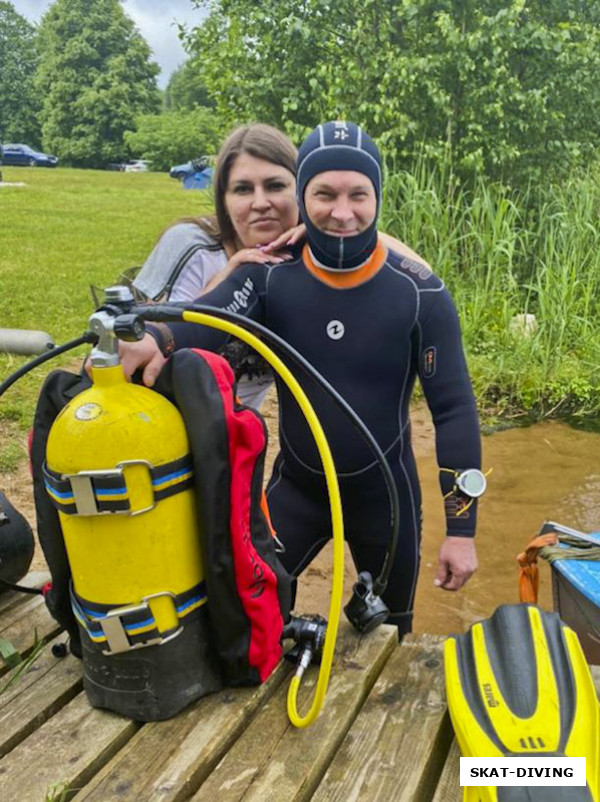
[[155, 349, 291, 685]]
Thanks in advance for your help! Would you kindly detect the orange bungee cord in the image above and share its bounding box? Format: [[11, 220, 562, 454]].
[[517, 531, 559, 603]]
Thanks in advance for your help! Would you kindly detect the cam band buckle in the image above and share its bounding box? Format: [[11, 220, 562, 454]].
[[64, 460, 156, 517], [66, 469, 124, 516], [98, 592, 183, 655]]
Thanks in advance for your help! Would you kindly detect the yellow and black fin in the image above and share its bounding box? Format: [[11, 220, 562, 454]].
[[444, 604, 600, 801]]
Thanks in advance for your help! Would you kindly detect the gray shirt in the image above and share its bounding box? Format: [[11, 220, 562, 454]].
[[133, 223, 272, 409]]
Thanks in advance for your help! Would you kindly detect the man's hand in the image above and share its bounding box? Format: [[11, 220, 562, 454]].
[[434, 536, 478, 591], [118, 333, 165, 387]]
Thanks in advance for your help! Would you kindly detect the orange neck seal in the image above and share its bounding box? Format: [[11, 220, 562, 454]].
[[302, 239, 387, 289]]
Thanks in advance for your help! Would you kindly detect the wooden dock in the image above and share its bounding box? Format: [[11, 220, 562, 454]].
[[1, 575, 597, 801]]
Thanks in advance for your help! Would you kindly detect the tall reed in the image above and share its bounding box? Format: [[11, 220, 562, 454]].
[[381, 158, 600, 421]]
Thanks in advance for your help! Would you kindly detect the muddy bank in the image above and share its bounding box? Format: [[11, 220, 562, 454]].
[[278, 396, 600, 634]]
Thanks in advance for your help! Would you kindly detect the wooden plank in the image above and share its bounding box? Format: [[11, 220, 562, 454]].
[[74, 661, 292, 802], [432, 738, 461, 802], [0, 634, 82, 758], [189, 622, 397, 802], [0, 591, 45, 631], [0, 692, 140, 802], [312, 633, 452, 802], [0, 592, 62, 675], [0, 572, 50, 616]]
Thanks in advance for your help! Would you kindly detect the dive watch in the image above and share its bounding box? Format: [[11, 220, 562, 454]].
[[454, 469, 487, 499]]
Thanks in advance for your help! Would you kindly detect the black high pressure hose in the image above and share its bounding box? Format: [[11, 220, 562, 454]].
[[0, 333, 98, 399], [136, 303, 400, 598]]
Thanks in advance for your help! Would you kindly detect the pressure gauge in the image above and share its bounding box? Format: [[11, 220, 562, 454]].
[[455, 469, 487, 499]]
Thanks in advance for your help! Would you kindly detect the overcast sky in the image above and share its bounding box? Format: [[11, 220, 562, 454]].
[[13, 1, 206, 88]]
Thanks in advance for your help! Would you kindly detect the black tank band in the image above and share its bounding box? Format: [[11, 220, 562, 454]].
[[43, 454, 194, 515]]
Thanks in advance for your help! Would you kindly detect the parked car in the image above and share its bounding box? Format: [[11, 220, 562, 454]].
[[169, 156, 211, 180], [124, 159, 151, 173], [1, 144, 58, 167]]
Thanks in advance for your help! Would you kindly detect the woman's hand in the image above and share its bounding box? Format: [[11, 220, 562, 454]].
[[378, 232, 431, 268], [118, 334, 166, 387], [203, 243, 295, 293], [227, 245, 293, 270], [262, 223, 306, 254]]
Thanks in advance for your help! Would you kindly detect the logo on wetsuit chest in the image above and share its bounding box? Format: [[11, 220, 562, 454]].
[[326, 320, 345, 340]]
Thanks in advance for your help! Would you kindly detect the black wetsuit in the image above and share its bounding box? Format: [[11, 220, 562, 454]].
[[155, 246, 481, 635]]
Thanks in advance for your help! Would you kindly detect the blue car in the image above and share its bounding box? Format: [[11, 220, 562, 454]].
[[1, 144, 59, 167]]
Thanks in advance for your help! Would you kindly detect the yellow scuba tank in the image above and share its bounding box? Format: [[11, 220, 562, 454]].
[[47, 366, 203, 629], [44, 289, 221, 720], [38, 287, 349, 727]]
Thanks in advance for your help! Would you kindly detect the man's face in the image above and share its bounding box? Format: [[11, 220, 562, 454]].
[[304, 170, 377, 237]]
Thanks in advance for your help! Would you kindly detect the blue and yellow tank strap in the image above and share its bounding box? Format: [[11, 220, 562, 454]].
[[43, 454, 194, 515], [70, 581, 207, 651]]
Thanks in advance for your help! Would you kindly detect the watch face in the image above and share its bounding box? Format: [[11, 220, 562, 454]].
[[457, 469, 486, 498]]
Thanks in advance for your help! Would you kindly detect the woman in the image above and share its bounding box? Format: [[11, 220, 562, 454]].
[[133, 123, 428, 408], [133, 124, 300, 408]]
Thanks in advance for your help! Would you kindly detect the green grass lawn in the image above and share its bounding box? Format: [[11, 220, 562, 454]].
[[0, 166, 213, 469]]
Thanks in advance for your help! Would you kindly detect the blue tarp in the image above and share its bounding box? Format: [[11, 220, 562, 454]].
[[183, 168, 214, 190]]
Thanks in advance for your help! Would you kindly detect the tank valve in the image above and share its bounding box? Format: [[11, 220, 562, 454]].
[[344, 571, 389, 633], [88, 286, 145, 367], [282, 615, 327, 679]]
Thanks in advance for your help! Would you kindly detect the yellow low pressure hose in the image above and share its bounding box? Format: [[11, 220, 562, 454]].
[[182, 311, 344, 728]]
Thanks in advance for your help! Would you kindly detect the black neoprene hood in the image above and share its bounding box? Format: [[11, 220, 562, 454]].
[[297, 121, 382, 271]]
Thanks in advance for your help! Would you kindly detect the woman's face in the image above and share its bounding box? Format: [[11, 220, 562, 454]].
[[224, 153, 298, 248]]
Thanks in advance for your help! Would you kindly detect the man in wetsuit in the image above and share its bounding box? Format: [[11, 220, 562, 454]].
[[121, 121, 481, 637]]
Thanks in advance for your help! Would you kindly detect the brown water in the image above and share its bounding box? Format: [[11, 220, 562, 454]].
[[295, 403, 600, 636]]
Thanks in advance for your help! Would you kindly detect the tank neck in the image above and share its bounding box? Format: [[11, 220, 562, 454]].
[[91, 364, 127, 387]]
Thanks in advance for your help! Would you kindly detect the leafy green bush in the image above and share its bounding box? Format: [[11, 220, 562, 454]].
[[0, 2, 41, 145], [124, 108, 225, 171]]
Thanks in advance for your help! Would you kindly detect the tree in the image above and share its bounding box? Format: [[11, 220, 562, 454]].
[[164, 59, 215, 111], [186, 0, 600, 185], [0, 2, 41, 145], [124, 107, 224, 171], [35, 0, 161, 167]]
